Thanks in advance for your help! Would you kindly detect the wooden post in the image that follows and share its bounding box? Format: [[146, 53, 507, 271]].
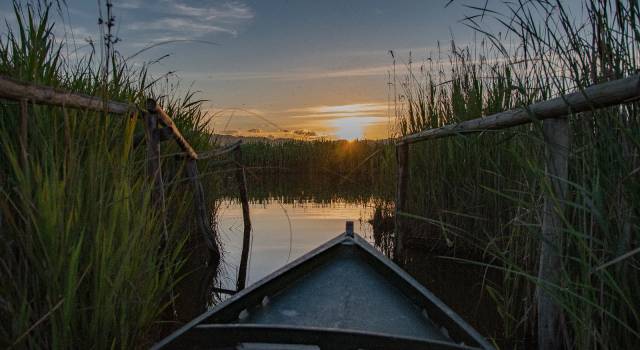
[[19, 99, 28, 169], [235, 146, 252, 291], [185, 158, 220, 268], [345, 221, 354, 237], [394, 142, 409, 261], [537, 117, 569, 350], [144, 99, 169, 242]]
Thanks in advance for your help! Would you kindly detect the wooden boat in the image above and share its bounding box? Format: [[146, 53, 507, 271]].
[[153, 222, 494, 350]]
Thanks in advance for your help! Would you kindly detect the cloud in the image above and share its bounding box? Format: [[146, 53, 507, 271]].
[[293, 129, 317, 137], [197, 65, 391, 82], [115, 0, 145, 9], [288, 103, 387, 119], [170, 1, 253, 22], [52, 24, 97, 46], [227, 128, 321, 140], [207, 102, 389, 140], [296, 65, 390, 80], [293, 103, 387, 114], [128, 17, 239, 36], [115, 0, 254, 45]]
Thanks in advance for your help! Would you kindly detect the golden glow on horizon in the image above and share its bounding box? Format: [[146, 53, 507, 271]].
[[289, 103, 388, 140], [311, 103, 386, 114], [331, 116, 386, 140], [211, 102, 390, 140]]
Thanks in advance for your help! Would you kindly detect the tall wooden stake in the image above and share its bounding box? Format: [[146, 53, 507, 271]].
[[19, 99, 28, 170], [538, 117, 569, 350], [235, 146, 252, 291], [394, 142, 409, 261], [145, 99, 169, 242]]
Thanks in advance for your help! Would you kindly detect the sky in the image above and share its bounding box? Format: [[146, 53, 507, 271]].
[[1, 0, 531, 139]]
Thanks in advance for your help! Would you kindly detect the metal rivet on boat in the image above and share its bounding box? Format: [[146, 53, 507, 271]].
[[422, 309, 429, 320], [345, 221, 354, 237], [261, 296, 270, 307], [238, 309, 250, 320], [440, 326, 450, 339]]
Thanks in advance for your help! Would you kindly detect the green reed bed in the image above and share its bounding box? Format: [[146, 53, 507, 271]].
[[236, 139, 396, 200], [0, 2, 220, 348], [394, 1, 640, 348]]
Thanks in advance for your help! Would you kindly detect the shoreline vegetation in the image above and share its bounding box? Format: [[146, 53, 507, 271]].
[[1, 0, 639, 349], [228, 0, 640, 348], [390, 1, 640, 348], [1, 1, 222, 348]]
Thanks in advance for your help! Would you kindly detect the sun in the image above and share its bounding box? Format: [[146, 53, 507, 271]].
[[331, 116, 383, 140]]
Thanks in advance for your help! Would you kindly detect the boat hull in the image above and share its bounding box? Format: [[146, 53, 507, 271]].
[[153, 232, 494, 350]]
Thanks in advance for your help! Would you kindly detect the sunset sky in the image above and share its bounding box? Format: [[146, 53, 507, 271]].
[[1, 0, 513, 139]]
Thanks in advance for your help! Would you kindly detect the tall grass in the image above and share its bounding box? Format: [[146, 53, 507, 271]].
[[233, 139, 396, 202], [0, 1, 219, 348], [394, 0, 640, 348]]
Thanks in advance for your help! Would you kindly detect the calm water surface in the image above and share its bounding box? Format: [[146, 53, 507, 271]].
[[216, 199, 376, 289], [213, 197, 513, 347]]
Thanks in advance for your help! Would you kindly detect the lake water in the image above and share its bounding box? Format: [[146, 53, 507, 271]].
[[216, 199, 376, 289], [212, 197, 514, 347]]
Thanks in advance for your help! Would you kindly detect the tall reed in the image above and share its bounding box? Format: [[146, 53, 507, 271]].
[[393, 1, 640, 348], [0, 1, 219, 348], [233, 139, 396, 202]]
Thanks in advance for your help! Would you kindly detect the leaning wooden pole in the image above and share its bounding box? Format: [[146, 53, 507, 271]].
[[537, 117, 569, 350], [235, 145, 252, 291], [394, 142, 409, 261], [398, 73, 640, 145], [0, 74, 133, 114], [151, 104, 198, 160]]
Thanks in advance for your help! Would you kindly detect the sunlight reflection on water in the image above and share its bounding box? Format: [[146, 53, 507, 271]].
[[216, 199, 375, 290], [211, 198, 504, 346]]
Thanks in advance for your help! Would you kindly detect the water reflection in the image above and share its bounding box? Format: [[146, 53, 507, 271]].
[[214, 197, 509, 347], [370, 203, 395, 257], [217, 199, 376, 289]]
